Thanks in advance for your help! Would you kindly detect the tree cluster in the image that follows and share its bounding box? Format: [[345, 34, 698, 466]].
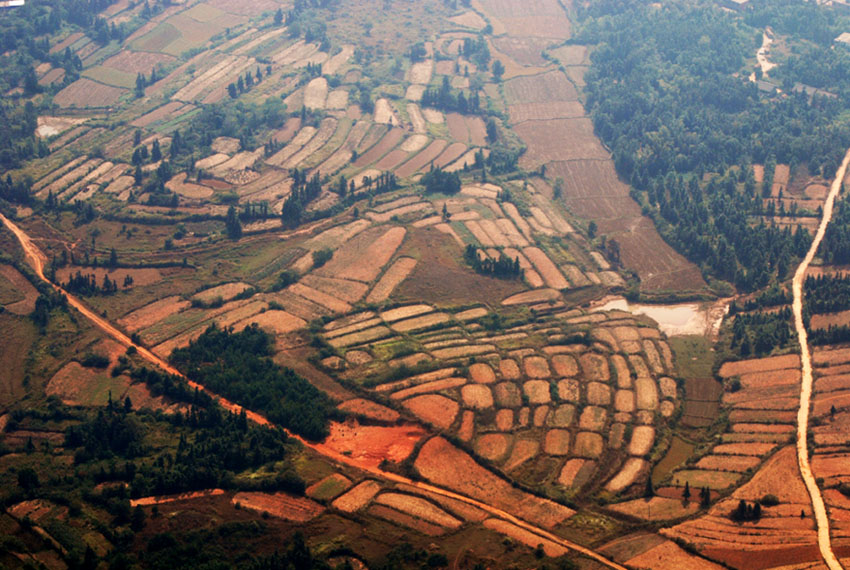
[[280, 169, 322, 228], [228, 67, 265, 99], [730, 499, 762, 522], [464, 245, 522, 280], [577, 1, 850, 291], [804, 273, 850, 314], [169, 323, 334, 440], [729, 308, 793, 357], [421, 167, 461, 195], [62, 270, 122, 296], [421, 76, 481, 114]]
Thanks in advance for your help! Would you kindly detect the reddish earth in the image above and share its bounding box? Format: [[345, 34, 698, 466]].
[[413, 436, 574, 529], [54, 78, 127, 108], [231, 491, 325, 522], [131, 489, 225, 507], [322, 420, 428, 470]]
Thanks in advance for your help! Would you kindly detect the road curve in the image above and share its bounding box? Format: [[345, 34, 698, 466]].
[[0, 211, 627, 570], [791, 148, 850, 570]]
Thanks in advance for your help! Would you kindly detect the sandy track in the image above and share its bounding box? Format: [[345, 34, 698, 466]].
[[791, 147, 850, 570], [0, 213, 627, 570]]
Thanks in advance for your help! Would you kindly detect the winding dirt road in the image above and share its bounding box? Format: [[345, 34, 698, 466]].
[[0, 211, 627, 570], [791, 148, 850, 570]]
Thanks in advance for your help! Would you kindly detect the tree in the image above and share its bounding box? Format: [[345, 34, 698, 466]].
[[225, 205, 242, 239], [683, 481, 691, 502], [700, 486, 711, 508], [588, 220, 597, 239], [491, 59, 504, 81], [17, 468, 40, 492], [227, 83, 237, 99], [130, 505, 146, 531], [134, 72, 146, 98], [553, 177, 564, 199], [151, 139, 161, 162], [274, 7, 283, 25], [486, 118, 498, 142], [109, 248, 118, 268], [312, 248, 333, 268], [606, 238, 621, 266]]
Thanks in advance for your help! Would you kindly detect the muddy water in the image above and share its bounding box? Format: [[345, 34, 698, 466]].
[[592, 296, 730, 339]]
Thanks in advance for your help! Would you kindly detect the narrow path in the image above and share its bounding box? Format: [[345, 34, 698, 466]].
[[0, 211, 627, 570], [791, 147, 850, 570]]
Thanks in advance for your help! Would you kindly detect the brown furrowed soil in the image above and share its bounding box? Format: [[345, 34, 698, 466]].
[[414, 437, 574, 529], [231, 492, 325, 522]]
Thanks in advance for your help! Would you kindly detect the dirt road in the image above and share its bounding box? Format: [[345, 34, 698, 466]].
[[0, 211, 627, 570], [791, 148, 850, 570]]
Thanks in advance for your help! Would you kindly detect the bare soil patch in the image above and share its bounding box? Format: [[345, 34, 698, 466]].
[[475, 433, 512, 461], [414, 437, 574, 528], [54, 78, 127, 108], [402, 394, 459, 430], [0, 264, 38, 314], [118, 296, 190, 332], [718, 354, 800, 378], [231, 492, 324, 522], [374, 492, 461, 528], [523, 380, 551, 405], [324, 421, 428, 470], [331, 480, 381, 513], [337, 398, 399, 422], [236, 310, 306, 335], [469, 363, 496, 384], [461, 384, 494, 409]]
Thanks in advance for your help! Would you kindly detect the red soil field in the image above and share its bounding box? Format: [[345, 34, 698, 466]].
[[432, 142, 467, 168], [103, 50, 175, 74], [54, 78, 127, 108], [719, 354, 801, 378], [231, 491, 325, 522], [323, 420, 428, 469], [0, 264, 39, 314], [508, 101, 586, 123], [545, 159, 705, 292], [395, 139, 449, 178], [492, 36, 552, 67], [515, 118, 610, 168], [402, 394, 459, 430], [811, 310, 850, 330], [354, 128, 404, 167], [337, 398, 400, 422], [504, 71, 577, 104], [477, 0, 571, 39], [413, 437, 574, 528], [131, 101, 191, 127], [368, 504, 446, 536], [469, 363, 496, 384]]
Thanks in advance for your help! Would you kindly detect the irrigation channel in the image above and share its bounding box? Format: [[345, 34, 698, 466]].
[[0, 211, 628, 570], [791, 147, 850, 570]]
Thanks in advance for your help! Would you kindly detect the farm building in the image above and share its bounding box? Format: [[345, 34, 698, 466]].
[[833, 0, 850, 14], [793, 82, 838, 102], [720, 0, 750, 10], [836, 31, 850, 45]]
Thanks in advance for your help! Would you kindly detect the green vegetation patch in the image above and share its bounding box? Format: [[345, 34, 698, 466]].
[[169, 324, 334, 440]]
